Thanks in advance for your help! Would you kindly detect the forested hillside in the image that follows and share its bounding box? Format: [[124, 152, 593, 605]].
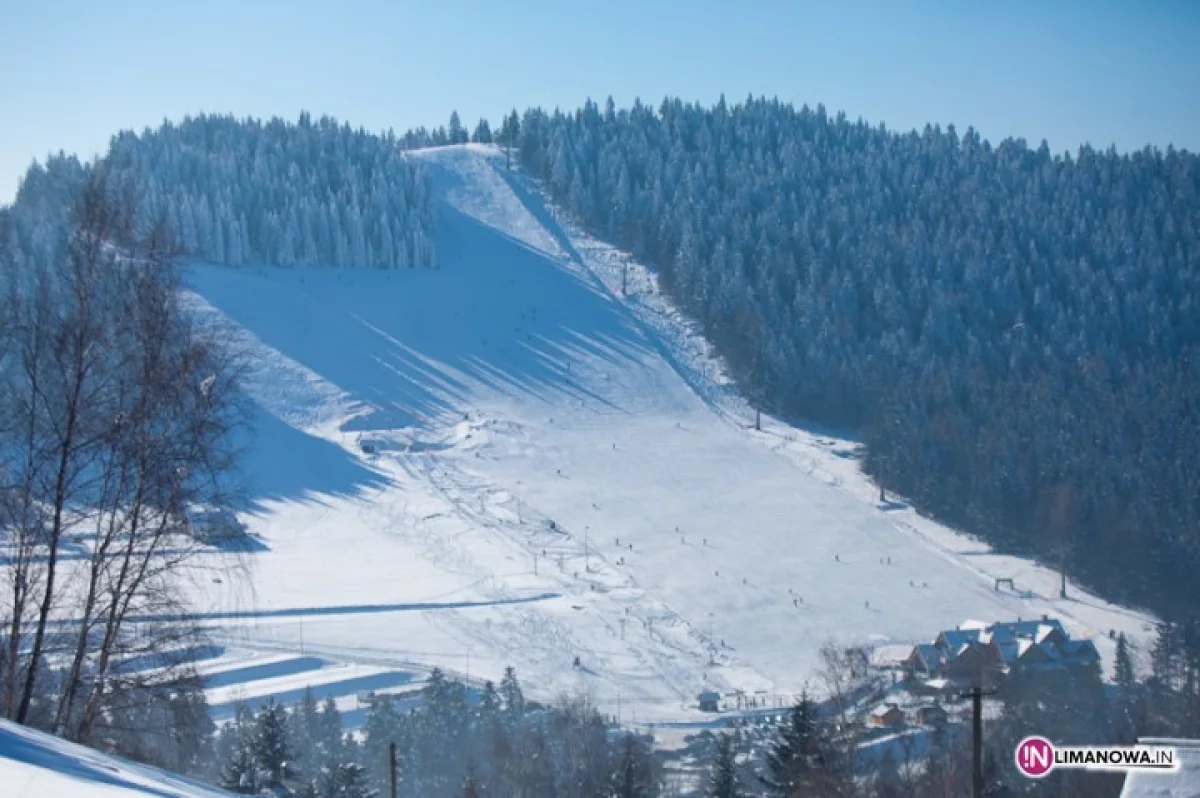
[[512, 96, 1200, 618], [10, 114, 438, 269]]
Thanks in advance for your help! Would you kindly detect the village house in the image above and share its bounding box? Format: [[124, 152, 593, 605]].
[[869, 704, 905, 729], [870, 616, 1103, 687]]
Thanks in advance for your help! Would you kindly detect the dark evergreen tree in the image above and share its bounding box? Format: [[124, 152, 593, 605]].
[[461, 763, 482, 798], [499, 666, 525, 720], [253, 698, 295, 790], [472, 119, 493, 144], [220, 735, 260, 794], [1116, 633, 1137, 693], [763, 695, 831, 795], [613, 731, 659, 797], [707, 733, 743, 798], [318, 695, 344, 759], [448, 111, 467, 145], [327, 759, 377, 798]]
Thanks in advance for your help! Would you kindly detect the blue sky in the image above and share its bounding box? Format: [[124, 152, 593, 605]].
[[2, 0, 1198, 203]]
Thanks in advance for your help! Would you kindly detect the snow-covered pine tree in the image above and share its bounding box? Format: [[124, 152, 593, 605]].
[[98, 114, 436, 270], [253, 698, 295, 790], [472, 119, 492, 144], [220, 726, 260, 795], [612, 731, 658, 798], [448, 111, 467, 145], [707, 733, 743, 798], [499, 666, 524, 721], [1116, 633, 1137, 691], [762, 694, 828, 795]]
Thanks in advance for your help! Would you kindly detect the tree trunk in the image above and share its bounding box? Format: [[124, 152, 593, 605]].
[[54, 459, 132, 734], [17, 372, 84, 724]]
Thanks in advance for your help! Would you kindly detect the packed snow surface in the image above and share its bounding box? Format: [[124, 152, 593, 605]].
[[0, 718, 232, 797], [170, 144, 1154, 725]]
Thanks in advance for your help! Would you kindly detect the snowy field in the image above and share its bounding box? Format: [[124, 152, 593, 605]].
[[162, 144, 1155, 726], [0, 719, 232, 797]]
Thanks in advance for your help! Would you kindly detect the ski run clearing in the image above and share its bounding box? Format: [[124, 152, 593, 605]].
[[153, 144, 1155, 729]]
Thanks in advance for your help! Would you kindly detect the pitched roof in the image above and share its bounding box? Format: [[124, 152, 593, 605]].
[[913, 644, 942, 666], [939, 629, 982, 650], [1035, 623, 1066, 644], [1061, 639, 1101, 661], [995, 618, 1064, 638], [871, 644, 917, 668]]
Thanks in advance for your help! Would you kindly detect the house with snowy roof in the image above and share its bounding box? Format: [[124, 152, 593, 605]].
[[874, 617, 1102, 687]]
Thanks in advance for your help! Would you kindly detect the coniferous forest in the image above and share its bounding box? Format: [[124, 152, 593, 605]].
[[505, 96, 1200, 619], [11, 114, 438, 272]]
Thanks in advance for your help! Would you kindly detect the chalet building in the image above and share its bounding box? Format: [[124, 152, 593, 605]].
[[941, 640, 1005, 683], [901, 643, 944, 677], [871, 617, 1103, 687]]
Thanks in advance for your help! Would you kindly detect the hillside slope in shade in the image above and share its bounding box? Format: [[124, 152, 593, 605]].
[[0, 719, 232, 798]]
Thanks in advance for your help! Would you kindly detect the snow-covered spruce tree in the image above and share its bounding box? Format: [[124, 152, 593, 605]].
[[612, 731, 660, 798], [448, 111, 468, 146], [219, 706, 261, 794], [471, 119, 493, 144], [499, 665, 525, 721], [706, 733, 743, 798], [99, 113, 437, 269], [761, 693, 832, 795], [253, 698, 296, 791]]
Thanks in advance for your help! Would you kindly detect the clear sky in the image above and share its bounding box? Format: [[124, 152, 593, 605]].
[[2, 0, 1198, 204]]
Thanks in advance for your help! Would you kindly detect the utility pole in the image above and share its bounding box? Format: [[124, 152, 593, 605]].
[[972, 687, 983, 798], [622, 257, 629, 296], [1059, 546, 1068, 599], [389, 741, 397, 798], [584, 526, 590, 572], [961, 683, 997, 798]]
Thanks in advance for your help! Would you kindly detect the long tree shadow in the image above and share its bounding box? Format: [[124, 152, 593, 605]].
[[232, 403, 391, 511], [188, 202, 660, 439]]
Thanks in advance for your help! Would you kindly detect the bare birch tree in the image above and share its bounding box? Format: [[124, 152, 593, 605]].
[[0, 164, 247, 743]]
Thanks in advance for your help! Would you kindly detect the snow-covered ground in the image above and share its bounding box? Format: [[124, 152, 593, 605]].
[[0, 719, 232, 798], [167, 143, 1155, 727]]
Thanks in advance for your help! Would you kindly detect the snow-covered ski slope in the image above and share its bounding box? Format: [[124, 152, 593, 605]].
[[0, 719, 232, 798], [181, 144, 1154, 723]]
